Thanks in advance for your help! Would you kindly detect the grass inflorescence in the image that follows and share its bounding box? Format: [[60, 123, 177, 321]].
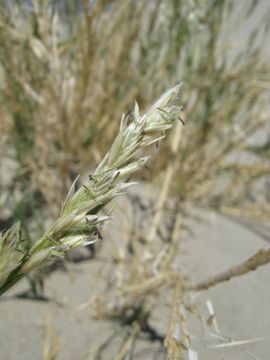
[[0, 84, 182, 296]]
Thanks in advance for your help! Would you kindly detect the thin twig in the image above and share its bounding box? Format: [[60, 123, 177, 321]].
[[188, 248, 270, 291]]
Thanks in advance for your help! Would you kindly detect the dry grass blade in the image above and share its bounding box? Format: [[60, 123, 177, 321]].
[[207, 337, 264, 349]]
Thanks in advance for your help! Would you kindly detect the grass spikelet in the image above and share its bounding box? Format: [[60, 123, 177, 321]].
[[0, 85, 182, 295]]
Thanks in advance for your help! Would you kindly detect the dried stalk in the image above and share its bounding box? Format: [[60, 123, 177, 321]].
[[189, 248, 270, 292], [119, 271, 178, 296], [146, 116, 184, 243], [42, 320, 61, 360], [164, 283, 187, 360], [114, 323, 140, 360], [152, 199, 182, 275]]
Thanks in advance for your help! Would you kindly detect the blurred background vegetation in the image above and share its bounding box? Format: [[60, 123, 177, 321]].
[[0, 0, 270, 356], [1, 0, 269, 221]]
